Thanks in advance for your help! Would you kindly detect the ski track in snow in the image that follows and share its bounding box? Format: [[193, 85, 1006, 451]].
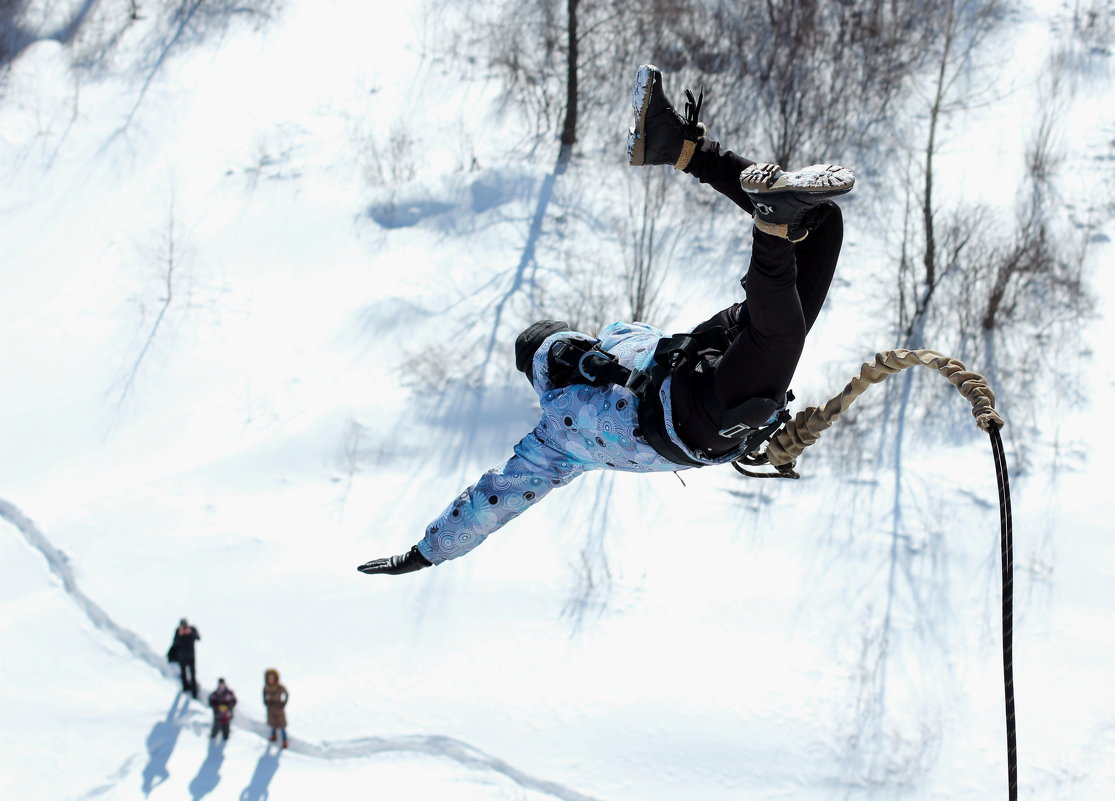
[[0, 498, 607, 801]]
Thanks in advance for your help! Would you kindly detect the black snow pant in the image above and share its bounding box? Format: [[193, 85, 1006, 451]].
[[671, 139, 844, 456], [211, 719, 231, 740], [179, 658, 198, 698]]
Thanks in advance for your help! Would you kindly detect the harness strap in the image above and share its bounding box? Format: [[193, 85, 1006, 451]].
[[548, 331, 778, 468], [550, 340, 630, 387], [633, 362, 706, 468]]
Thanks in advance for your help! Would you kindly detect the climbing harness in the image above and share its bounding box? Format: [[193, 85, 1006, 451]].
[[549, 330, 788, 467], [549, 335, 705, 467], [733, 348, 1018, 801]]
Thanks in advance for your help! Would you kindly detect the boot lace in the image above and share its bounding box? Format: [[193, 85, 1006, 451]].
[[681, 88, 704, 139]]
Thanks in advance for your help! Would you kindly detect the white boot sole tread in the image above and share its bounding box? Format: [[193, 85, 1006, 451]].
[[626, 64, 658, 166], [741, 163, 855, 195]]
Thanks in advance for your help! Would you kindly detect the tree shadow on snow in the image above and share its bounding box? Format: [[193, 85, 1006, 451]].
[[238, 745, 282, 801], [140, 692, 190, 795]]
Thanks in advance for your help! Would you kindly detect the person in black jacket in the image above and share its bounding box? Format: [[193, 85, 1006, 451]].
[[167, 618, 201, 698]]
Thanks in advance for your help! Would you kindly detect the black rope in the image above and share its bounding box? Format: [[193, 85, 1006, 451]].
[[989, 424, 1018, 801], [729, 459, 799, 479], [726, 352, 1017, 796]]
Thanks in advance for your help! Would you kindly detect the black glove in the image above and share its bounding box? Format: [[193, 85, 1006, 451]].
[[357, 546, 432, 576]]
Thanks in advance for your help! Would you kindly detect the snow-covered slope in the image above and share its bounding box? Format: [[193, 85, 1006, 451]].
[[2, 1, 1113, 800]]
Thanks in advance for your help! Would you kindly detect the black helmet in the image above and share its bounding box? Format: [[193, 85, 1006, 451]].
[[514, 320, 570, 379]]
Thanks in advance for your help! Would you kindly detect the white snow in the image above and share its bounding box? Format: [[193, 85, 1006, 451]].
[[1, 1, 1113, 800]]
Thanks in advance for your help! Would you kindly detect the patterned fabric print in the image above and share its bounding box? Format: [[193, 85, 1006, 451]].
[[416, 434, 585, 565], [416, 321, 749, 565]]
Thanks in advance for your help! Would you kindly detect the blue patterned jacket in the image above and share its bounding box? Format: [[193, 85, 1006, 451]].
[[415, 322, 753, 565]]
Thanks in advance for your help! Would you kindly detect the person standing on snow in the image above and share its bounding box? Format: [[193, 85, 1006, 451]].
[[263, 668, 290, 748], [208, 678, 237, 741], [358, 64, 854, 576], [167, 618, 201, 698]]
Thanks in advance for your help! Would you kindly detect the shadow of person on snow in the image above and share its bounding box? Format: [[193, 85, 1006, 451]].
[[188, 737, 226, 801], [141, 692, 190, 795], [238, 745, 282, 801]]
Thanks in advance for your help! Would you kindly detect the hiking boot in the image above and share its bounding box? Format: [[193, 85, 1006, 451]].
[[627, 64, 705, 170], [740, 163, 855, 241]]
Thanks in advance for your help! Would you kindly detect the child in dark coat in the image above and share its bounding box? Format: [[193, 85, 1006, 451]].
[[208, 678, 237, 741]]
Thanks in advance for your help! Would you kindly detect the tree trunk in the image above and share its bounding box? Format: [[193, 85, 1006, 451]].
[[559, 0, 579, 153]]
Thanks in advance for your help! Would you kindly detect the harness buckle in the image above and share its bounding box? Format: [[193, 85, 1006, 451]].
[[550, 340, 576, 367], [625, 369, 653, 397], [717, 422, 755, 439], [577, 350, 609, 383]]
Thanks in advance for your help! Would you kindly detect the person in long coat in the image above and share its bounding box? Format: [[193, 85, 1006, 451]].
[[263, 668, 289, 748]]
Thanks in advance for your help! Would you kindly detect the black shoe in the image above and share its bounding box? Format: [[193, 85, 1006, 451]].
[[627, 64, 705, 169], [740, 163, 854, 241]]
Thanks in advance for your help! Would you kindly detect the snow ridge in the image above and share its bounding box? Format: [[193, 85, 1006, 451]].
[[0, 498, 606, 801], [0, 498, 178, 682]]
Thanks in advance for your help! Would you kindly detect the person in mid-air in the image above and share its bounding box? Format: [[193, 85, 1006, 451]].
[[358, 64, 853, 576]]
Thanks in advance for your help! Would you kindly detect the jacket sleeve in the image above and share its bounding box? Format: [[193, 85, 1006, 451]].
[[416, 429, 585, 565]]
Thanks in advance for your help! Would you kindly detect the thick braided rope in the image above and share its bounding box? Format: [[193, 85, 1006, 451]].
[[764, 349, 1006, 469]]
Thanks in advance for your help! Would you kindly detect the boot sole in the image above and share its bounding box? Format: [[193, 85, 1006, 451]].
[[626, 64, 658, 166], [740, 163, 855, 196]]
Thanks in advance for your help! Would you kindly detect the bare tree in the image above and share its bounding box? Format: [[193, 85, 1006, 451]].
[[431, 0, 983, 369], [1071, 0, 1115, 53], [883, 17, 1094, 448], [559, 0, 578, 157], [906, 0, 1004, 335], [618, 166, 689, 322], [117, 187, 192, 407], [816, 17, 1097, 786], [334, 417, 368, 518]]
